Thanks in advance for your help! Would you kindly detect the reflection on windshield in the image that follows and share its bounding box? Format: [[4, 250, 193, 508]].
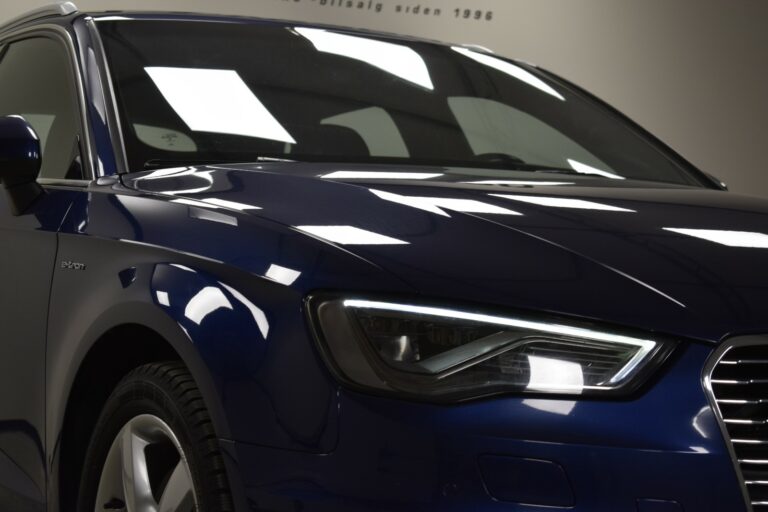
[[295, 27, 434, 90], [567, 159, 623, 180], [99, 20, 707, 187], [145, 67, 296, 143], [452, 46, 564, 101]]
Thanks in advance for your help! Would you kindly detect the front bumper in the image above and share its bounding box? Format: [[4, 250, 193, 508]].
[[225, 342, 745, 511]]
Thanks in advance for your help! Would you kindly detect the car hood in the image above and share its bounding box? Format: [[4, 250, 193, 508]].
[[123, 163, 768, 342]]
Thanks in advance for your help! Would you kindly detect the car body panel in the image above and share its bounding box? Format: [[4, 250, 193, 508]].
[[0, 189, 74, 511], [124, 163, 768, 342], [230, 343, 744, 511]]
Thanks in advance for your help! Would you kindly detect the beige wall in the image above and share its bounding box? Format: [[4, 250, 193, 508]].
[[4, 0, 768, 196]]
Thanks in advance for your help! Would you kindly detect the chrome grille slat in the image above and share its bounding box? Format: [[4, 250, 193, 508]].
[[712, 379, 768, 385], [705, 339, 768, 512]]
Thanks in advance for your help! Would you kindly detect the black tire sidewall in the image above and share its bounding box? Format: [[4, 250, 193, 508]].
[[77, 368, 212, 512]]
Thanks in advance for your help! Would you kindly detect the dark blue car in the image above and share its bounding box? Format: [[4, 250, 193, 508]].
[[0, 2, 764, 511]]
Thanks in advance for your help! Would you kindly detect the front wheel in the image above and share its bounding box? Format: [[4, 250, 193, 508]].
[[77, 362, 234, 512]]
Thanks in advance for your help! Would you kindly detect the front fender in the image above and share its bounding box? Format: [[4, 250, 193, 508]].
[[47, 234, 340, 460]]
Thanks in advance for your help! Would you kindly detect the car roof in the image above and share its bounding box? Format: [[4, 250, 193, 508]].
[[0, 2, 489, 54]]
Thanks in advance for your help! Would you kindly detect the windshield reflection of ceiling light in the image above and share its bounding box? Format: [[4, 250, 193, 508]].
[[185, 286, 233, 325], [371, 189, 521, 216], [527, 355, 585, 394], [567, 159, 624, 180], [296, 225, 409, 245], [523, 399, 576, 416], [145, 67, 296, 144], [321, 171, 443, 180], [465, 180, 574, 186], [156, 291, 170, 307], [295, 27, 433, 90], [220, 283, 270, 339], [491, 194, 635, 212], [452, 46, 564, 101], [265, 264, 302, 286], [663, 228, 768, 248]]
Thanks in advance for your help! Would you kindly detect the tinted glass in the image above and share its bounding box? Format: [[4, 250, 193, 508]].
[[0, 37, 83, 180], [99, 20, 704, 186]]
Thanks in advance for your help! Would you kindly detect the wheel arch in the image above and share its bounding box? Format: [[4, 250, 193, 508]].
[[52, 299, 233, 511]]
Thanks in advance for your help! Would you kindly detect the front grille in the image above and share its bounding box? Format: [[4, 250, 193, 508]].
[[708, 341, 768, 512]]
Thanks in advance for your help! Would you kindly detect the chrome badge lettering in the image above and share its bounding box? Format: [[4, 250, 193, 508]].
[[61, 261, 86, 271]]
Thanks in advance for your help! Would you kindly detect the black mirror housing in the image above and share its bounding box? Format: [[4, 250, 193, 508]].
[[0, 115, 44, 215]]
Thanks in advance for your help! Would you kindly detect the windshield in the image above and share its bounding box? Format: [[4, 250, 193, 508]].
[[98, 18, 706, 186]]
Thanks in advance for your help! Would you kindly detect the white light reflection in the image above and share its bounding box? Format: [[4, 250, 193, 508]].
[[567, 159, 624, 180], [491, 194, 634, 212], [321, 171, 443, 180], [523, 399, 576, 416], [134, 167, 215, 195], [296, 28, 434, 90], [156, 291, 170, 307], [170, 264, 196, 273], [202, 198, 261, 211], [344, 300, 656, 385], [145, 67, 296, 143], [185, 287, 233, 325], [171, 197, 261, 212], [135, 167, 200, 180], [451, 46, 564, 101], [465, 180, 574, 187], [692, 406, 713, 439], [265, 264, 302, 286], [527, 355, 585, 393], [189, 208, 239, 227], [220, 283, 270, 339], [663, 228, 768, 249], [371, 189, 522, 216], [296, 226, 409, 245]]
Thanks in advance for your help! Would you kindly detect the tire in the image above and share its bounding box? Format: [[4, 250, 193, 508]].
[[77, 361, 234, 512]]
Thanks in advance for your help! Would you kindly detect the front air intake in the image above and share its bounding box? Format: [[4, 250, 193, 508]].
[[706, 338, 768, 512]]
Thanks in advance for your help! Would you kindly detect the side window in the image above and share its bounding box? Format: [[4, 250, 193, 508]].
[[0, 37, 84, 180]]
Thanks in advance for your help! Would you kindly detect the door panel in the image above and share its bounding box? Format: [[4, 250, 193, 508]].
[[0, 191, 74, 511], [0, 34, 85, 510]]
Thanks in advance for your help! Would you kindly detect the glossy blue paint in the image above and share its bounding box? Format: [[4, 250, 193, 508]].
[[230, 344, 745, 511], [0, 115, 41, 186], [0, 7, 761, 512], [123, 163, 768, 342]]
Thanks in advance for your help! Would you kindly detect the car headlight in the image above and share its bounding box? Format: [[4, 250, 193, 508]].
[[308, 297, 677, 401]]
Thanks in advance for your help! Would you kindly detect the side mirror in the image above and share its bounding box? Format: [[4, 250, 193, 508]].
[[0, 115, 44, 215]]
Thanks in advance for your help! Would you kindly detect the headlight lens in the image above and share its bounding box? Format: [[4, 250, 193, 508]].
[[310, 297, 676, 401]]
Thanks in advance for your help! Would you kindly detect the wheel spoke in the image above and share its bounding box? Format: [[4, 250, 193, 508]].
[[120, 427, 158, 512], [158, 460, 195, 512]]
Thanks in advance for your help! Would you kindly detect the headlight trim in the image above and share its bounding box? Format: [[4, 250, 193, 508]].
[[307, 293, 678, 403]]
